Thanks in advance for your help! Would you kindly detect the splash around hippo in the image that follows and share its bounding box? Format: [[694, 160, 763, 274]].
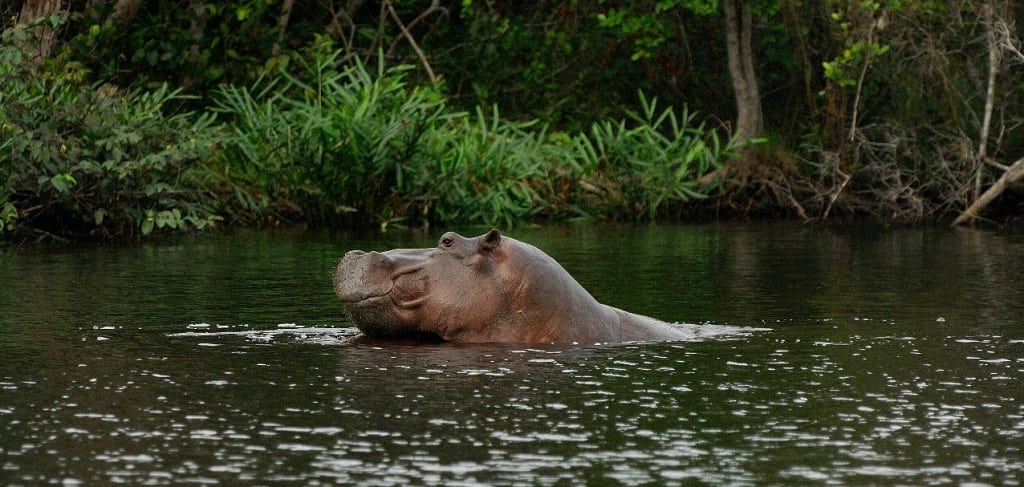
[[333, 229, 733, 344]]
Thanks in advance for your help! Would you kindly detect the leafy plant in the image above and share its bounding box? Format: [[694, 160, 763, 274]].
[[1, 23, 223, 239], [0, 202, 15, 233], [574, 92, 736, 219], [427, 105, 558, 227], [211, 47, 451, 225], [211, 45, 741, 227]]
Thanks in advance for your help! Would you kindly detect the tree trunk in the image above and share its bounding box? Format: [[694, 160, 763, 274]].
[[272, 0, 296, 57], [952, 1, 1024, 225], [17, 0, 63, 62], [723, 0, 764, 141]]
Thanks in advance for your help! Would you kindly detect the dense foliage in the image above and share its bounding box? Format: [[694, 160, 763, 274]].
[[1, 24, 223, 238], [2, 0, 1022, 239], [210, 46, 738, 228], [1, 24, 735, 238]]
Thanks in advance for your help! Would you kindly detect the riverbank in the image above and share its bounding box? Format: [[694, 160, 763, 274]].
[[3, 43, 747, 241], [4, 8, 1023, 242]]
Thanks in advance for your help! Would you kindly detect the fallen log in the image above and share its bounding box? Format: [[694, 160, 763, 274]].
[[953, 156, 1024, 226]]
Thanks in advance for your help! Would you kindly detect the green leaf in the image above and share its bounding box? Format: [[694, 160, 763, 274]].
[[0, 202, 17, 232], [49, 174, 77, 194]]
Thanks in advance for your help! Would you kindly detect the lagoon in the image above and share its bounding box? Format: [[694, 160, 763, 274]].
[[1, 223, 1022, 485]]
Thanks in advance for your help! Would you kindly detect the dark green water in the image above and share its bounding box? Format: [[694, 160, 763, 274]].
[[1, 223, 1022, 485]]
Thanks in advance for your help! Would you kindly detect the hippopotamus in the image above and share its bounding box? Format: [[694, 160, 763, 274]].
[[333, 229, 702, 344]]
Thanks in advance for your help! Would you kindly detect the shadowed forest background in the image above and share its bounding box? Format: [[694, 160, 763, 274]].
[[2, 0, 1022, 239]]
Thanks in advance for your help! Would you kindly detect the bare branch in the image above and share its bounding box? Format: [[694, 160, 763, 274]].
[[953, 156, 1024, 225], [383, 0, 438, 84]]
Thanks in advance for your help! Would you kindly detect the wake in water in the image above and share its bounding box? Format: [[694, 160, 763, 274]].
[[169, 323, 362, 345], [665, 322, 770, 341], [168, 322, 767, 346]]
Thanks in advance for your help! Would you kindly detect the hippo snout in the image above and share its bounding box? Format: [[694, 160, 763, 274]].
[[333, 250, 395, 303]]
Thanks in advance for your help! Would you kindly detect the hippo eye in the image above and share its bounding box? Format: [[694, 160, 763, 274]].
[[440, 237, 454, 249]]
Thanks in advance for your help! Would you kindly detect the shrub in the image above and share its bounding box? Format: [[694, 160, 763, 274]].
[[426, 106, 568, 227], [1, 24, 741, 240], [211, 47, 738, 227], [0, 24, 223, 239], [211, 49, 451, 226], [212, 48, 571, 228], [573, 93, 738, 220]]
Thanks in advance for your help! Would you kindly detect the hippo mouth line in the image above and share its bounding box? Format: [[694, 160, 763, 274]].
[[340, 285, 439, 342], [337, 292, 387, 304], [334, 274, 393, 304], [338, 280, 427, 309]]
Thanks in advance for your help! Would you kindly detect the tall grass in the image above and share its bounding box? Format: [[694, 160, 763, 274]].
[[427, 106, 559, 227], [575, 93, 737, 220], [211, 48, 739, 228], [211, 51, 452, 225]]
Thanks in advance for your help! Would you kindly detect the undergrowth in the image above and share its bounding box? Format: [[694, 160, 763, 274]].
[[210, 47, 737, 230], [1, 30, 739, 239], [0, 24, 223, 239]]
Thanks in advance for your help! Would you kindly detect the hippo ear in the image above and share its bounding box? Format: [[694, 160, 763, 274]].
[[479, 229, 502, 252]]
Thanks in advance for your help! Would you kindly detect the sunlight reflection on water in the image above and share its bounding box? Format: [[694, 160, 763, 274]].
[[2, 225, 1024, 485], [2, 324, 1022, 485]]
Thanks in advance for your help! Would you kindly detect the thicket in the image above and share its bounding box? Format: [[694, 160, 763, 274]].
[[1, 24, 737, 239], [1, 23, 223, 238], [2, 0, 1023, 240]]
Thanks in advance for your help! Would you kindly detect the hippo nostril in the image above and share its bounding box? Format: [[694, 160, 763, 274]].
[[343, 250, 391, 267], [368, 251, 392, 266]]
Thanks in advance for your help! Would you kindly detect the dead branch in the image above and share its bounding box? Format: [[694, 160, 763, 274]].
[[953, 156, 1024, 225], [822, 169, 850, 220], [325, 1, 363, 64], [403, 0, 446, 34], [383, 0, 438, 84], [952, 1, 1023, 225]]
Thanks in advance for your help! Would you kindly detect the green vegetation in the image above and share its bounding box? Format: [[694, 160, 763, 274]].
[[1, 28, 734, 238], [2, 1, 1022, 240], [210, 46, 736, 228], [1, 24, 223, 239]]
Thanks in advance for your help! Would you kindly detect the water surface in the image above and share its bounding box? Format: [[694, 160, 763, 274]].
[[1, 224, 1022, 485]]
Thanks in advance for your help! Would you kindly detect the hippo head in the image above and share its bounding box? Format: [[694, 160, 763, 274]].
[[333, 229, 612, 343]]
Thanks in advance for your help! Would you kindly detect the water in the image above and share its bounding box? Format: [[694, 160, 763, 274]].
[[1, 224, 1022, 485]]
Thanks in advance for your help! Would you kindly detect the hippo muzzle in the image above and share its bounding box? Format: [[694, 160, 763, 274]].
[[333, 250, 395, 303], [333, 248, 433, 337]]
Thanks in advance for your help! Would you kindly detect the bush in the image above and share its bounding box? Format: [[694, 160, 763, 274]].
[[212, 47, 562, 228], [0, 24, 223, 239], [2, 26, 740, 239], [211, 49, 452, 226], [212, 47, 737, 228], [573, 93, 737, 220]]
